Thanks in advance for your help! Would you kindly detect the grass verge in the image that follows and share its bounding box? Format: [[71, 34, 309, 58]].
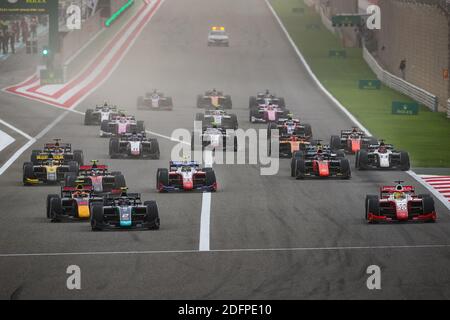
[[270, 0, 450, 168]]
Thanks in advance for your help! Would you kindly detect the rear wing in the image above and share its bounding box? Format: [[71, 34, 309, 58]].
[[380, 185, 415, 198], [170, 161, 200, 171]]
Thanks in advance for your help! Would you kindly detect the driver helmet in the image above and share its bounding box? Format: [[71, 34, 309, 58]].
[[394, 192, 404, 200]]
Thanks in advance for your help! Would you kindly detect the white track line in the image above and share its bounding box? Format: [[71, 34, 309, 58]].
[[199, 150, 213, 251], [2, 243, 450, 258], [265, 0, 450, 213], [0, 129, 15, 152], [0, 118, 33, 140]]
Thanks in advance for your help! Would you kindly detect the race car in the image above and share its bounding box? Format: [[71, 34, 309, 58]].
[[249, 103, 290, 123], [156, 161, 217, 192], [46, 184, 104, 222], [191, 125, 238, 152], [84, 103, 119, 125], [90, 191, 160, 231], [355, 140, 410, 171], [137, 90, 173, 110], [270, 135, 311, 158], [196, 109, 238, 130], [267, 116, 312, 140], [31, 139, 83, 165], [63, 160, 126, 195], [197, 89, 232, 109], [109, 132, 160, 159], [249, 90, 286, 109], [23, 158, 79, 185], [207, 26, 229, 47], [100, 113, 145, 137], [330, 127, 378, 154], [365, 181, 436, 223], [291, 142, 350, 179]]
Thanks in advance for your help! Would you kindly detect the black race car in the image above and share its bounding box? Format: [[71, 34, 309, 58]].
[[90, 192, 160, 231]]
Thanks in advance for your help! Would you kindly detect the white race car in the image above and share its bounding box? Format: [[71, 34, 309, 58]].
[[207, 26, 229, 47]]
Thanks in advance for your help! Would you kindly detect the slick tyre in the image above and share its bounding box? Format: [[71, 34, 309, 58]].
[[47, 194, 60, 219], [156, 168, 169, 192], [23, 162, 34, 185], [365, 195, 379, 223], [144, 201, 160, 230], [91, 205, 104, 231]]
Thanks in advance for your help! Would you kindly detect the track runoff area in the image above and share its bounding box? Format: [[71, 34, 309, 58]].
[[0, 0, 450, 304]]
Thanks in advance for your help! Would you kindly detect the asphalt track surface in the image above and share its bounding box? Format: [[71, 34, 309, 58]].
[[1, 0, 450, 299]]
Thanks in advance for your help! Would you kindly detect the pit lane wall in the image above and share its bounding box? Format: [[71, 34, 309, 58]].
[[59, 0, 134, 80]]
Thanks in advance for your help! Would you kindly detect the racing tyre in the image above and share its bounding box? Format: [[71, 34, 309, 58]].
[[68, 161, 79, 176], [330, 135, 341, 152], [224, 95, 232, 109], [109, 137, 120, 158], [50, 197, 63, 222], [399, 151, 410, 171], [156, 168, 169, 192], [90, 205, 104, 231], [291, 151, 304, 177], [357, 150, 369, 170], [144, 201, 160, 230], [31, 150, 41, 165], [230, 114, 238, 130], [302, 124, 312, 139], [197, 95, 203, 108], [110, 171, 122, 176], [150, 139, 160, 159], [249, 96, 257, 109], [47, 194, 60, 219], [340, 158, 351, 179], [166, 97, 173, 110], [73, 150, 84, 166], [114, 174, 126, 189], [295, 159, 306, 180], [205, 170, 217, 191], [64, 173, 77, 187], [365, 195, 379, 223], [249, 106, 259, 123], [23, 162, 35, 185], [419, 195, 435, 217], [278, 97, 286, 109], [267, 122, 278, 139], [84, 109, 94, 125], [137, 121, 145, 134]]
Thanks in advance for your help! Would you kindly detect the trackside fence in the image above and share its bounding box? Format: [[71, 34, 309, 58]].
[[363, 45, 439, 112]]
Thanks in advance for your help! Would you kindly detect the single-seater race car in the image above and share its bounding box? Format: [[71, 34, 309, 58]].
[[191, 125, 238, 152], [197, 89, 232, 109], [330, 127, 378, 154], [270, 135, 311, 158], [109, 132, 160, 159], [267, 116, 312, 140], [291, 142, 350, 179], [137, 90, 173, 110], [207, 26, 229, 47], [31, 139, 83, 166], [156, 161, 217, 192], [46, 184, 104, 222], [196, 109, 238, 130], [64, 160, 126, 194], [249, 90, 285, 109], [23, 157, 79, 185], [355, 140, 410, 171], [90, 190, 160, 231], [100, 113, 145, 137], [84, 103, 119, 125], [365, 181, 436, 223], [249, 103, 290, 123]]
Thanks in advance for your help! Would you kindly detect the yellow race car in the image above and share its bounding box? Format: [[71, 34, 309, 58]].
[[23, 155, 79, 186]]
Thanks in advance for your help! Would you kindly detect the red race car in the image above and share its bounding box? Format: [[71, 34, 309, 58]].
[[330, 127, 377, 154], [365, 181, 437, 223]]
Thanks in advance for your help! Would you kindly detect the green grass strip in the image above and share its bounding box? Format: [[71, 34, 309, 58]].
[[270, 0, 450, 168]]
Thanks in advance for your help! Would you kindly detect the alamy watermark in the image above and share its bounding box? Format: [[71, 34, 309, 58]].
[[170, 121, 280, 175]]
